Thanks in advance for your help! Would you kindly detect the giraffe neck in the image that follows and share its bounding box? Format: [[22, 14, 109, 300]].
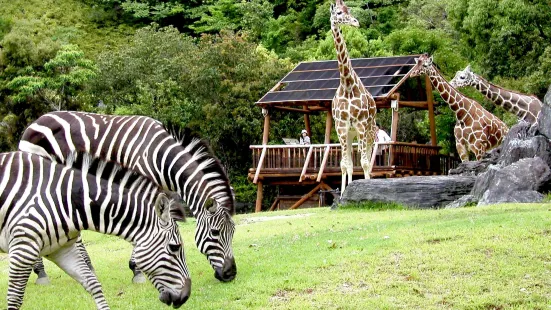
[[473, 74, 535, 114], [331, 21, 358, 91], [427, 67, 472, 119]]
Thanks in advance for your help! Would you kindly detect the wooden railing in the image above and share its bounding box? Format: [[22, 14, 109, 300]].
[[250, 142, 460, 182]]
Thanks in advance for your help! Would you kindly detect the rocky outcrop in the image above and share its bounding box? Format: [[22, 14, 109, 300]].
[[340, 176, 475, 209], [471, 157, 550, 205]]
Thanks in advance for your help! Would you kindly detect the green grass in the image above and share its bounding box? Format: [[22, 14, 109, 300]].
[[2, 203, 551, 309]]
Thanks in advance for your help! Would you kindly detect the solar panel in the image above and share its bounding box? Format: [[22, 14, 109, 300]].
[[257, 55, 420, 105]]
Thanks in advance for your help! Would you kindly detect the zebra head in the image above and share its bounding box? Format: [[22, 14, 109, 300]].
[[197, 196, 237, 282], [133, 192, 191, 308], [450, 65, 476, 89]]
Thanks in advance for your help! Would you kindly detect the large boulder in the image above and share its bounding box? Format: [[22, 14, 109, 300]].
[[341, 176, 475, 209], [537, 84, 551, 139], [497, 121, 551, 167], [471, 157, 551, 206]]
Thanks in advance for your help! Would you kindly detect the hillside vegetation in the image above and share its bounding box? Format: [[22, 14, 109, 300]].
[[1, 0, 550, 206], [1, 204, 550, 309]]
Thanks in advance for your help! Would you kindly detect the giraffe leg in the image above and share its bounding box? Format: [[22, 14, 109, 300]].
[[454, 126, 469, 162], [46, 241, 110, 310], [346, 130, 355, 187], [357, 127, 372, 179], [7, 237, 40, 309]]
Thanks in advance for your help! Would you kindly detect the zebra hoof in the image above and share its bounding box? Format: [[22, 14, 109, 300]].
[[35, 277, 51, 285], [132, 273, 146, 284]]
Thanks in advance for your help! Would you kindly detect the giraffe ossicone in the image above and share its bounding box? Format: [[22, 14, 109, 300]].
[[410, 54, 508, 162], [330, 0, 377, 194], [450, 65, 542, 124]]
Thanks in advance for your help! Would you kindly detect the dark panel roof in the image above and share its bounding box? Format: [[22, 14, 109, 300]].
[[257, 55, 420, 106]]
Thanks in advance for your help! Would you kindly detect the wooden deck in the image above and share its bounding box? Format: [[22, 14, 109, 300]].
[[248, 142, 460, 184]]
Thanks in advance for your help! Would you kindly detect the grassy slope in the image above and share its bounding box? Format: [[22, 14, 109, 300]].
[[0, 0, 133, 58], [1, 204, 551, 309]]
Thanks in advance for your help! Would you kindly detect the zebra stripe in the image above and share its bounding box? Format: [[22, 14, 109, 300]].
[[0, 151, 191, 309], [19, 111, 236, 281]]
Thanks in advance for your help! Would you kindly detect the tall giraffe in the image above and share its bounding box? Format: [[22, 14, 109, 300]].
[[450, 65, 543, 124], [330, 0, 377, 193], [410, 54, 509, 161]]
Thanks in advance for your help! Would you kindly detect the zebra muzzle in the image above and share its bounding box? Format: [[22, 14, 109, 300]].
[[159, 278, 191, 308], [214, 256, 237, 282]]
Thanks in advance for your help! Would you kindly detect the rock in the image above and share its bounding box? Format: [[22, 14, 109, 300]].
[[497, 121, 551, 167], [472, 157, 551, 205], [445, 194, 477, 209], [341, 175, 476, 209], [478, 190, 544, 206], [537, 85, 551, 139], [448, 159, 496, 176]]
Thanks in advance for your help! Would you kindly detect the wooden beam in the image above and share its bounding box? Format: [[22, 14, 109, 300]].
[[268, 197, 280, 212], [273, 106, 313, 114], [304, 105, 311, 136], [289, 183, 323, 210], [324, 110, 332, 144], [317, 145, 331, 182], [397, 101, 429, 109], [253, 146, 267, 184], [255, 180, 263, 213], [425, 75, 437, 146], [299, 146, 314, 182]]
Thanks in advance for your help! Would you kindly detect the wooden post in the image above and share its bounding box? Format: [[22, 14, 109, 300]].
[[262, 108, 270, 145], [304, 105, 311, 136], [425, 75, 437, 146], [325, 110, 332, 144], [255, 180, 263, 213]]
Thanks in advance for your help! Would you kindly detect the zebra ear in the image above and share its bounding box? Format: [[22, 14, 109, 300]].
[[155, 192, 172, 223], [466, 65, 472, 72]]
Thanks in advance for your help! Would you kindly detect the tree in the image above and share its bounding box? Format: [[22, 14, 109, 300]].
[[8, 44, 97, 111]]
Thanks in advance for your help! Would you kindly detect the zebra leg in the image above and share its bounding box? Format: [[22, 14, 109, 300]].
[[76, 236, 96, 274], [47, 242, 110, 310], [32, 257, 51, 285], [7, 239, 40, 310], [128, 247, 146, 284]]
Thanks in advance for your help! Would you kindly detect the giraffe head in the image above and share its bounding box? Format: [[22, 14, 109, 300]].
[[450, 65, 476, 88], [410, 53, 434, 77], [330, 0, 359, 27]]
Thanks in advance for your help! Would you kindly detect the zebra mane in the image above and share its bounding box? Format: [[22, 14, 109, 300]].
[[163, 122, 235, 215]]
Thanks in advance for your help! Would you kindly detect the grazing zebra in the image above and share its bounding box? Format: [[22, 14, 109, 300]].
[[19, 111, 237, 282], [0, 151, 191, 309]]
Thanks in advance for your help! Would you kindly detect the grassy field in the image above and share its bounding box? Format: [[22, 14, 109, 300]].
[[2, 203, 551, 309]]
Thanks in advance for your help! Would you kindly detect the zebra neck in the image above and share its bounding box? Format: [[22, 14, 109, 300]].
[[77, 173, 158, 241]]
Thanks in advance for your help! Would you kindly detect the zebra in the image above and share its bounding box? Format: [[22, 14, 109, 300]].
[[19, 111, 237, 282], [0, 151, 191, 310]]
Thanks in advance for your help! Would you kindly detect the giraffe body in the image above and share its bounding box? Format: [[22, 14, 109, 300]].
[[330, 0, 377, 193], [450, 65, 543, 124], [411, 55, 508, 162]]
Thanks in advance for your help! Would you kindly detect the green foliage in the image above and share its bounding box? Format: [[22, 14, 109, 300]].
[[8, 44, 97, 110]]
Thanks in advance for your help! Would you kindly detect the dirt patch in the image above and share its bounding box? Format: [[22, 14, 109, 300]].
[[238, 213, 313, 225]]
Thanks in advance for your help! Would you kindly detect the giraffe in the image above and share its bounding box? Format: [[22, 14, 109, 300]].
[[330, 0, 377, 193], [410, 54, 509, 162], [450, 65, 543, 124]]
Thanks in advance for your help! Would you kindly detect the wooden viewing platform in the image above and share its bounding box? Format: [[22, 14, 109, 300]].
[[249, 55, 460, 212], [248, 142, 460, 211]]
